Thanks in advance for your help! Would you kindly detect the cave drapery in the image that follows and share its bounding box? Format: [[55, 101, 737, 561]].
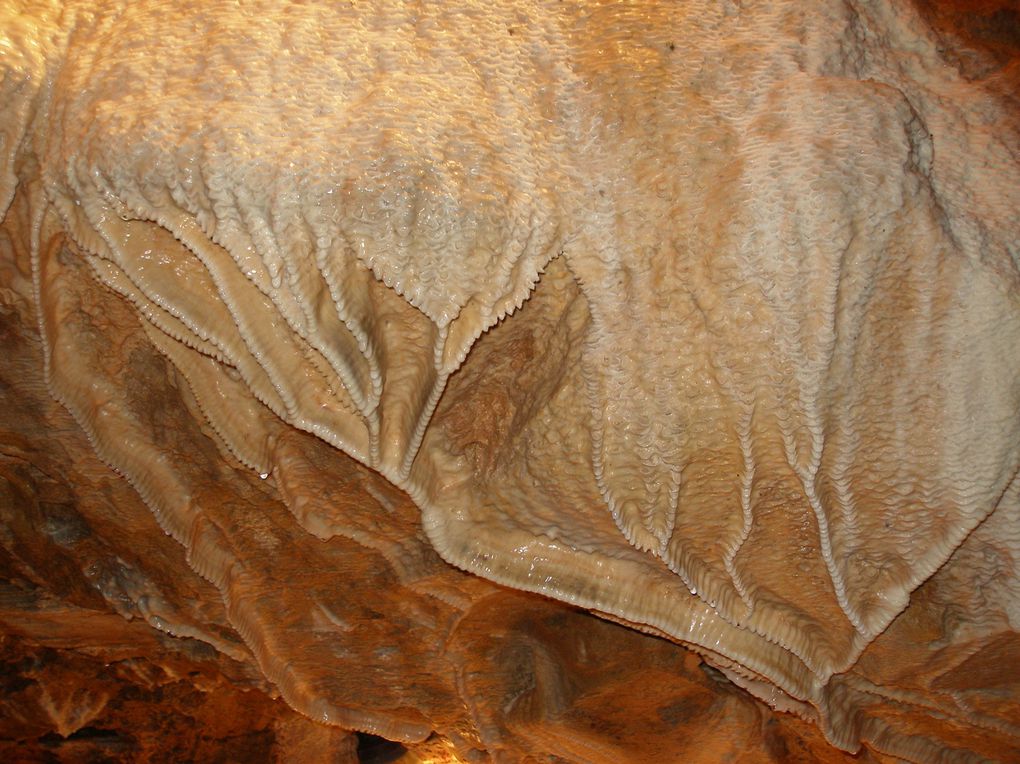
[[1, 1, 1019, 761]]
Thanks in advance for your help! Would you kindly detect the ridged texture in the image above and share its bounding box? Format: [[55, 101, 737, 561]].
[[2, 1, 1019, 761]]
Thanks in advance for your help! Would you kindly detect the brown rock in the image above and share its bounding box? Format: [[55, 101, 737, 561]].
[[1, 2, 1018, 762]]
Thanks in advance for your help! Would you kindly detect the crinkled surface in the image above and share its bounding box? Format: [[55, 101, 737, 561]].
[[1, 0, 1019, 761], [0, 196, 863, 761]]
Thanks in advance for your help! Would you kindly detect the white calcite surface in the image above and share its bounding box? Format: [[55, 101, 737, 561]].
[[2, 1, 1019, 761]]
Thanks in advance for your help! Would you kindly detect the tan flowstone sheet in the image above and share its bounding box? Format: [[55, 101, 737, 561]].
[[2, 1, 1019, 761]]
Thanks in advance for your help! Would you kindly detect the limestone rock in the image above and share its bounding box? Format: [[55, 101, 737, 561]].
[[1, 1, 1018, 761]]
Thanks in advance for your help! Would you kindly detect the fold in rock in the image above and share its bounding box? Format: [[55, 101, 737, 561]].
[[2, 1, 1019, 761], [1, 178, 872, 761]]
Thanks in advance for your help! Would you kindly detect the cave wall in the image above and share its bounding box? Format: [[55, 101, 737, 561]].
[[1, 1, 1019, 761]]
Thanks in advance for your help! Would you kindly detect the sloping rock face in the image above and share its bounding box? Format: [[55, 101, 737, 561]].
[[0, 228, 859, 762], [1, 1, 1018, 761]]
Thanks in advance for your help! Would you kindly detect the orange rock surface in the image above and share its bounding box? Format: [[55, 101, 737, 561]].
[[1, 1, 1018, 762], [0, 236, 868, 760]]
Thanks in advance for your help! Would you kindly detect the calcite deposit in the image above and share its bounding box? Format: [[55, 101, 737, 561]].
[[1, 0, 1018, 761]]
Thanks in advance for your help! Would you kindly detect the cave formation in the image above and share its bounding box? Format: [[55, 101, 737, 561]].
[[1, 1, 1019, 762]]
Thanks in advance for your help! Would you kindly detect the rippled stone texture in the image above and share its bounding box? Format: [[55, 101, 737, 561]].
[[0, 246, 858, 760], [1, 1, 1019, 761]]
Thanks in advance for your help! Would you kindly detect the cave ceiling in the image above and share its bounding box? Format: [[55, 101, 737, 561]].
[[1, 1, 1019, 761]]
